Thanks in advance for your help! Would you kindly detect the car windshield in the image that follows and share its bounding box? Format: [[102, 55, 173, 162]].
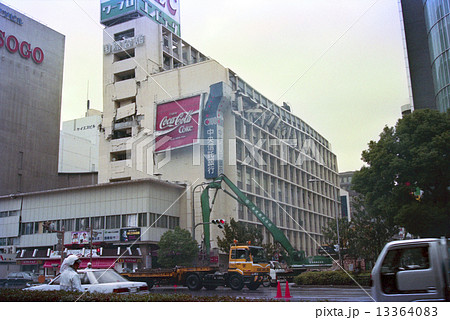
[[90, 270, 128, 284], [250, 247, 268, 263]]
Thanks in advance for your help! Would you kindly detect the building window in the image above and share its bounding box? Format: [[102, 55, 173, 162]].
[[168, 216, 179, 229], [111, 151, 130, 162], [114, 29, 135, 41], [149, 213, 157, 226], [114, 69, 135, 82], [106, 215, 120, 229], [138, 213, 147, 227], [114, 49, 135, 62], [76, 218, 89, 231], [122, 214, 137, 227], [156, 214, 168, 228], [92, 217, 104, 230], [63, 219, 74, 231], [21, 222, 34, 235]]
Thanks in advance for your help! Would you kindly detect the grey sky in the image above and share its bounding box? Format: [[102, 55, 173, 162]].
[[2, 0, 410, 172]]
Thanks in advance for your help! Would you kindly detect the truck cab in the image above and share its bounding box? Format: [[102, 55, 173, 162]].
[[227, 245, 270, 290], [371, 238, 450, 301]]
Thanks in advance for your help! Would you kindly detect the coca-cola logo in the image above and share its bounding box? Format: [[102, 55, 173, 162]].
[[159, 110, 195, 131]]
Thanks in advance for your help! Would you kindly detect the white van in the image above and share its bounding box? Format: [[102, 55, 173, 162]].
[[371, 238, 449, 302]]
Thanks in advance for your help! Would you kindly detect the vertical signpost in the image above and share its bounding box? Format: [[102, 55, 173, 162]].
[[203, 82, 228, 180]]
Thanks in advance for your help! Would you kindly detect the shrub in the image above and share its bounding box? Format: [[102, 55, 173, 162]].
[[0, 289, 277, 302], [293, 271, 370, 286]]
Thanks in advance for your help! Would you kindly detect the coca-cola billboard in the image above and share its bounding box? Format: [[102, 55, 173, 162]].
[[155, 95, 201, 153]]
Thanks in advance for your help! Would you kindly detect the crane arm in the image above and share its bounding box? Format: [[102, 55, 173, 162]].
[[201, 174, 302, 262]]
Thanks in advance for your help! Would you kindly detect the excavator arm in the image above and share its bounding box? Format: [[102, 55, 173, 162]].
[[200, 174, 305, 264]]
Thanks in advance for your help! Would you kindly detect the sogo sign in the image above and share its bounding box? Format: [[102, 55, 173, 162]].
[[0, 30, 44, 64]]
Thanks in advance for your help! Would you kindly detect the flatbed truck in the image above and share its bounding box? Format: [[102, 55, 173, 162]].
[[122, 244, 270, 291]]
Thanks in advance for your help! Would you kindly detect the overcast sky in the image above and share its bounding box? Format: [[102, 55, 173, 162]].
[[2, 0, 410, 172]]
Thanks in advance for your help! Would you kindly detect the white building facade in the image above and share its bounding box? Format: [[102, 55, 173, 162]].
[[99, 1, 340, 257], [59, 110, 102, 173]]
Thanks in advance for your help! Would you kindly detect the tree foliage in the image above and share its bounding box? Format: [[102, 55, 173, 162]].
[[157, 227, 198, 268], [216, 218, 263, 253], [352, 109, 449, 237], [322, 196, 400, 265]]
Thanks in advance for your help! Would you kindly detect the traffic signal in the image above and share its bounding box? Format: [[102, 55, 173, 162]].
[[211, 219, 225, 229]]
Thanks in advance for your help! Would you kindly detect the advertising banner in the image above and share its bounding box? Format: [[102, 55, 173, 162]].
[[71, 230, 104, 244], [104, 229, 120, 242], [155, 95, 201, 153], [120, 228, 141, 242], [203, 83, 229, 179], [101, 0, 137, 24], [101, 0, 181, 36], [71, 231, 89, 244]]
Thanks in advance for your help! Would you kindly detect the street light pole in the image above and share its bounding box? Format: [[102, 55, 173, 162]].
[[334, 186, 343, 267]]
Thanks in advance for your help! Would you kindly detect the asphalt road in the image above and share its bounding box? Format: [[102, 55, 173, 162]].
[[149, 284, 374, 302]]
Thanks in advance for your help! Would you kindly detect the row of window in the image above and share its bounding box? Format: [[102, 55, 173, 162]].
[[237, 194, 332, 234], [229, 71, 330, 150], [19, 213, 180, 235], [0, 210, 19, 218], [235, 116, 338, 178]]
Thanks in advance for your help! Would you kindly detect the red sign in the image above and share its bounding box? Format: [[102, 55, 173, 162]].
[[0, 30, 44, 64], [155, 95, 201, 152]]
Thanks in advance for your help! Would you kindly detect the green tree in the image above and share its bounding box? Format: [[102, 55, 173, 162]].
[[322, 217, 352, 256], [321, 196, 398, 265], [348, 196, 398, 265], [157, 227, 198, 268], [352, 109, 450, 237], [216, 218, 263, 253]]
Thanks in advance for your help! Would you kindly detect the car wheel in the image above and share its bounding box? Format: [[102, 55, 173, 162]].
[[186, 274, 202, 291], [229, 274, 244, 291]]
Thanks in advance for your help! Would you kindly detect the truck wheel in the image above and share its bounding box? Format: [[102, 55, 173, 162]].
[[186, 274, 202, 291], [246, 282, 260, 290], [229, 274, 244, 291]]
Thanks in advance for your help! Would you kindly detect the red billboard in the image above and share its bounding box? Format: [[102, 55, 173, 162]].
[[155, 95, 201, 153]]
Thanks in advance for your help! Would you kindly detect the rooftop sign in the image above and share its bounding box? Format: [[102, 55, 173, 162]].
[[101, 0, 180, 36]]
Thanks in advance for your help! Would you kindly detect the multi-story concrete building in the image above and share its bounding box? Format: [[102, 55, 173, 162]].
[[99, 1, 340, 256], [0, 178, 186, 277], [400, 0, 450, 112], [0, 3, 65, 196]]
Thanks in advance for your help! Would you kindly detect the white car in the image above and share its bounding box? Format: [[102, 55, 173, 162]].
[[24, 269, 148, 294]]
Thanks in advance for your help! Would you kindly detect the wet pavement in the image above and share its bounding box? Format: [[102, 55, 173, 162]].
[[149, 284, 374, 302]]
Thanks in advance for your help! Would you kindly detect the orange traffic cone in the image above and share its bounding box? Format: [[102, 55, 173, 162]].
[[284, 282, 292, 299], [275, 281, 283, 298]]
